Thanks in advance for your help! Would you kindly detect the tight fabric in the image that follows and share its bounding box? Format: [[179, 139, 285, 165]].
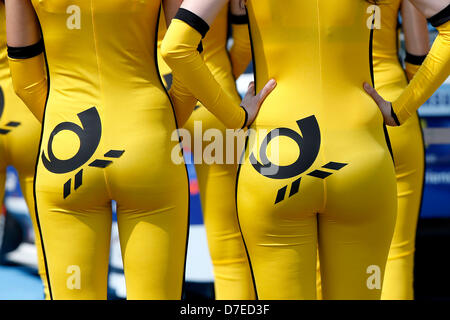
[[15, 0, 189, 299], [391, 6, 450, 123], [373, 0, 425, 300], [0, 5, 48, 299], [236, 0, 397, 300], [184, 5, 255, 300], [158, 4, 255, 299]]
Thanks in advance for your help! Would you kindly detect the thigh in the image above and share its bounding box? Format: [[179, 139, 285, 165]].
[[113, 151, 190, 299], [382, 114, 424, 300], [116, 184, 189, 300], [35, 173, 112, 299], [386, 114, 424, 254], [319, 150, 397, 300], [237, 154, 322, 300], [19, 175, 50, 299], [197, 161, 256, 299]]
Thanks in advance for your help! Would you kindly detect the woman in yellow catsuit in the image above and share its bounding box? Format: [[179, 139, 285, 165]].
[[183, 4, 255, 299], [0, 3, 48, 299], [5, 0, 198, 300], [373, 0, 429, 300], [6, 0, 265, 300], [318, 0, 431, 300], [159, 2, 255, 299], [162, 0, 450, 299]]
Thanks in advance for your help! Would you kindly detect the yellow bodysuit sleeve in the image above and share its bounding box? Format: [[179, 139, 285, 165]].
[[8, 40, 47, 122], [161, 9, 247, 129], [229, 14, 252, 79], [404, 52, 428, 81], [392, 19, 450, 124], [405, 62, 421, 81], [169, 72, 198, 127]]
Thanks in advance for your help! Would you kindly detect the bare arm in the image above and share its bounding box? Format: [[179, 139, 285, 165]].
[[401, 0, 430, 80], [230, 0, 246, 16], [402, 0, 430, 56], [409, 0, 449, 18], [5, 0, 41, 47], [180, 0, 229, 26], [163, 0, 183, 27]]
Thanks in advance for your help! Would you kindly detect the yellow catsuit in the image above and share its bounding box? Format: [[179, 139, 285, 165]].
[[0, 4, 48, 299], [373, 0, 425, 300], [232, 0, 398, 300], [183, 5, 255, 300], [9, 1, 189, 300], [162, 0, 449, 300], [162, 0, 398, 300], [158, 4, 254, 299]]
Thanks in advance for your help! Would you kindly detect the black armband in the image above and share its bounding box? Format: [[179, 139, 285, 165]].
[[197, 41, 204, 53], [175, 8, 210, 38], [7, 39, 44, 59], [405, 51, 427, 66], [240, 106, 248, 129], [427, 4, 450, 28], [230, 13, 249, 25], [390, 103, 401, 126]]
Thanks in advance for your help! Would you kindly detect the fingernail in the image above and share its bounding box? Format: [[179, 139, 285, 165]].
[[269, 79, 276, 86]]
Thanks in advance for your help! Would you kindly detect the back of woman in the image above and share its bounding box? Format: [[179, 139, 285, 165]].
[[373, 0, 427, 300], [7, 0, 189, 299], [235, 0, 397, 299]]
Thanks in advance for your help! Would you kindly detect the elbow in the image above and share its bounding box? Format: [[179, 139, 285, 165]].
[[160, 37, 176, 63], [161, 36, 197, 69], [8, 54, 47, 122], [161, 18, 203, 68]]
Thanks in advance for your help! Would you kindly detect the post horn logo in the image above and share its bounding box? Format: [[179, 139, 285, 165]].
[[250, 115, 348, 204], [42, 107, 124, 198]]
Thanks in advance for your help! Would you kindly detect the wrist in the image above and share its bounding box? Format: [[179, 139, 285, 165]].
[[240, 105, 249, 129]]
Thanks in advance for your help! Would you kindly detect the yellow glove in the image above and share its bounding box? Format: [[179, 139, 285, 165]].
[[392, 9, 450, 125], [229, 13, 252, 79], [161, 8, 247, 129], [8, 40, 47, 122]]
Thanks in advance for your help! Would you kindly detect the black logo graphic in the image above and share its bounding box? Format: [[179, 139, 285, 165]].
[[250, 116, 321, 179], [249, 116, 348, 204], [0, 87, 22, 135], [41, 107, 124, 198], [42, 107, 102, 174]]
